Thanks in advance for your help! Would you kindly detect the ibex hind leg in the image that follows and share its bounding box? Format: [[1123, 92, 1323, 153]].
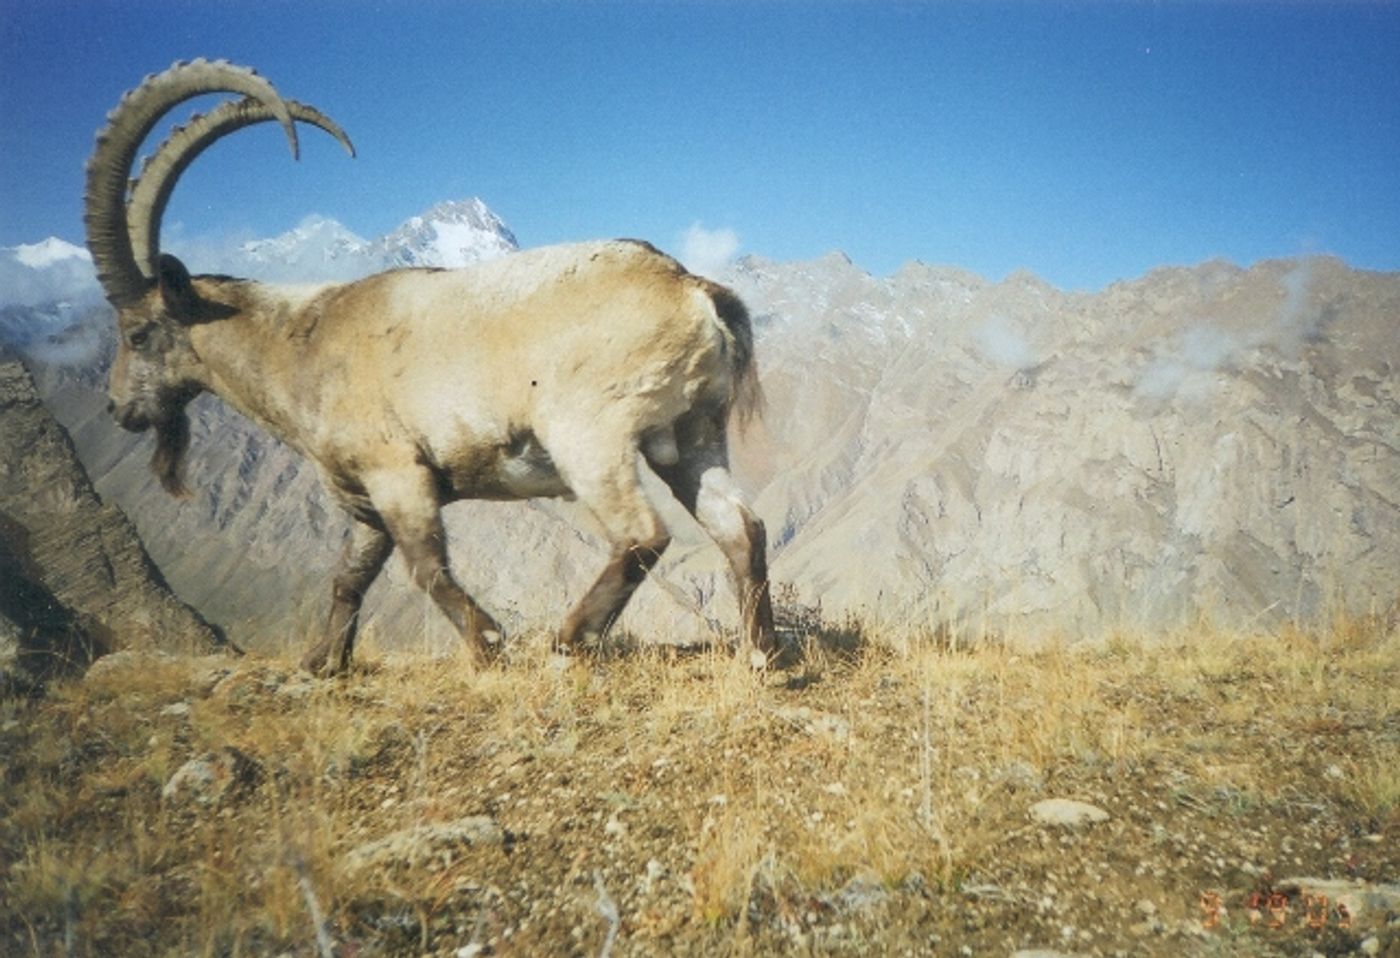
[[556, 444, 672, 652], [650, 427, 776, 660], [301, 515, 393, 676], [362, 466, 502, 667]]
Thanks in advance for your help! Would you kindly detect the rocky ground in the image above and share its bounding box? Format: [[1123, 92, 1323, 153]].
[[2, 615, 1397, 957]]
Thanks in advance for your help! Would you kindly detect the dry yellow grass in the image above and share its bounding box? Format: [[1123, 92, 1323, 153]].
[[2, 608, 1397, 956]]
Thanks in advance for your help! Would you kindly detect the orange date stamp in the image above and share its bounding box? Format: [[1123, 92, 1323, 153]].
[[1199, 888, 1352, 932]]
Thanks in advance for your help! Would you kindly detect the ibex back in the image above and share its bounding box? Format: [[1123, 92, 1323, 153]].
[[84, 60, 775, 674]]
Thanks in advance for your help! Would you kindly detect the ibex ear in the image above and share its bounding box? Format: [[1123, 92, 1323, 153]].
[[157, 254, 200, 320]]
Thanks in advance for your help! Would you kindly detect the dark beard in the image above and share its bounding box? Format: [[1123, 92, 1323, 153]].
[[150, 412, 191, 498]]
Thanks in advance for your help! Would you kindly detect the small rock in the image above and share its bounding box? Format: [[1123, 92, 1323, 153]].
[[160, 701, 190, 718], [1359, 935, 1380, 956], [1029, 798, 1110, 827], [639, 858, 666, 896], [995, 760, 1045, 791], [162, 747, 262, 806], [343, 816, 506, 874], [772, 705, 852, 742], [85, 649, 170, 682], [827, 875, 887, 913], [961, 883, 1011, 902], [275, 674, 315, 701], [192, 664, 235, 696], [1135, 912, 1167, 936]]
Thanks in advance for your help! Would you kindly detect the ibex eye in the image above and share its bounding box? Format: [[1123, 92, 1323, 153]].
[[128, 325, 154, 348]]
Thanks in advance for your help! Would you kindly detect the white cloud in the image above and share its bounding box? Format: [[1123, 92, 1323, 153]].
[[677, 222, 740, 279], [17, 322, 105, 368], [1135, 260, 1322, 403], [1135, 324, 1240, 402], [1264, 259, 1320, 356], [0, 241, 101, 310], [973, 314, 1035, 369]]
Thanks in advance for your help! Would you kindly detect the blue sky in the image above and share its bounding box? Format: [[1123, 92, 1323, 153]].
[[2, 1, 1397, 289]]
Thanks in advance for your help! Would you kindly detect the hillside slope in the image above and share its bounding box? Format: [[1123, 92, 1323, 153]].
[[0, 354, 220, 689]]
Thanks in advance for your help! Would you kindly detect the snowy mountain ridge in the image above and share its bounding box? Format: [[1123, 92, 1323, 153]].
[[0, 199, 519, 345], [374, 199, 519, 269], [231, 199, 520, 278]]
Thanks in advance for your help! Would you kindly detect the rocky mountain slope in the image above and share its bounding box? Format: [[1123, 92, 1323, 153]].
[[0, 352, 220, 690], [4, 203, 1396, 651], [728, 252, 1399, 638]]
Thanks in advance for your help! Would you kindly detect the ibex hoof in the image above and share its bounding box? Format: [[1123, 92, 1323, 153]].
[[300, 648, 329, 675], [302, 658, 344, 679], [463, 629, 504, 669]]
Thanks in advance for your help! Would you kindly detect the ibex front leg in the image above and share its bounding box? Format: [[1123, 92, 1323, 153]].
[[365, 466, 503, 666], [301, 516, 393, 676]]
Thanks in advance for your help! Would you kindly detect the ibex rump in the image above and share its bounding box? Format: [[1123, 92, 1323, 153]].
[[84, 60, 775, 674]]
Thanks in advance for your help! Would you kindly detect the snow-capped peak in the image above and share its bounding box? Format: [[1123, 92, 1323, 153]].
[[376, 199, 518, 269], [239, 215, 370, 267]]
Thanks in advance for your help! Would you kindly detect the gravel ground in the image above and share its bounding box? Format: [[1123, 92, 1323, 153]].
[[2, 623, 1397, 956]]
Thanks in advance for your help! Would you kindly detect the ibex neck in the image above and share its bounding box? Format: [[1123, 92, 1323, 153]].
[[185, 278, 335, 453]]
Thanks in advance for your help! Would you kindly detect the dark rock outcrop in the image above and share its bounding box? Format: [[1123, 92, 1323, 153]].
[[0, 353, 220, 690]]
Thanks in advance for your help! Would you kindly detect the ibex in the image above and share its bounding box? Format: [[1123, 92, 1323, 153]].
[[85, 60, 775, 675]]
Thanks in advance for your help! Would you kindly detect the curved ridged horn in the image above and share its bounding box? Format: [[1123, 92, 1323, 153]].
[[128, 98, 356, 278], [84, 59, 299, 310]]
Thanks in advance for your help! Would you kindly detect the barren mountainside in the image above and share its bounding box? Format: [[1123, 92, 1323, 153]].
[[5, 205, 1397, 651], [0, 353, 219, 689], [730, 252, 1399, 637]]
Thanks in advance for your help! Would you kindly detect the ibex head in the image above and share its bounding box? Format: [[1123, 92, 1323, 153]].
[[84, 59, 353, 495]]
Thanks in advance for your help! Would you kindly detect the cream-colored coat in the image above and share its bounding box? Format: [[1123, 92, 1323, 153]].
[[213, 242, 735, 501]]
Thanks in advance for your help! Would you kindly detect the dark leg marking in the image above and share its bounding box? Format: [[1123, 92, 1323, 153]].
[[302, 517, 393, 676]]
